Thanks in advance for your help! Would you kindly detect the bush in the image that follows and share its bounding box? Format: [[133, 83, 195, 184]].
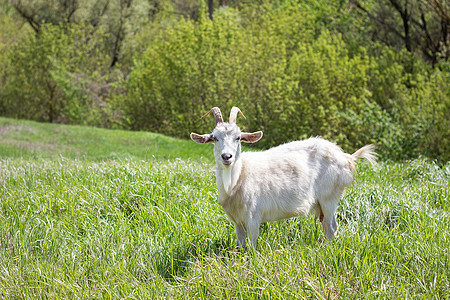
[[113, 4, 448, 162], [1, 1, 447, 162], [344, 48, 449, 161], [0, 23, 113, 126], [114, 7, 364, 145]]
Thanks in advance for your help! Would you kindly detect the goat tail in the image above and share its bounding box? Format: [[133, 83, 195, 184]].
[[351, 144, 377, 165]]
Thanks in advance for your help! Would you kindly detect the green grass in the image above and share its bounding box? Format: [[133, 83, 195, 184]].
[[0, 117, 213, 162], [1, 118, 449, 298]]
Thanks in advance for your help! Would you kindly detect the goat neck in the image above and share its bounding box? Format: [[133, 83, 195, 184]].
[[216, 151, 243, 198], [212, 122, 244, 196]]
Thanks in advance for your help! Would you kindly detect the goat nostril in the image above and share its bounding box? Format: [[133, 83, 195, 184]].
[[221, 153, 232, 161]]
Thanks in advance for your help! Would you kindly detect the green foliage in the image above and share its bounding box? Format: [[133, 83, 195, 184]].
[[115, 3, 448, 161], [0, 1, 448, 162], [344, 47, 449, 161], [115, 7, 362, 145], [351, 0, 449, 65], [0, 23, 112, 126]]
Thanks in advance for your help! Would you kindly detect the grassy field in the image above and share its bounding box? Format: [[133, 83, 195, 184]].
[[0, 117, 449, 299], [0, 117, 213, 162]]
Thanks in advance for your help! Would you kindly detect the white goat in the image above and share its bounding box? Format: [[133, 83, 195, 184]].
[[191, 107, 376, 248]]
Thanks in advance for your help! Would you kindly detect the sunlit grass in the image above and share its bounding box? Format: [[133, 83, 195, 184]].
[[0, 117, 213, 162], [0, 118, 449, 298]]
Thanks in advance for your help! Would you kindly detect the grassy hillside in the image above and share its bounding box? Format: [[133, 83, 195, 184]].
[[0, 117, 213, 162], [0, 118, 449, 298]]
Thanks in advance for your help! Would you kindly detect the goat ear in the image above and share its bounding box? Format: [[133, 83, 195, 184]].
[[190, 133, 214, 144], [241, 131, 263, 143]]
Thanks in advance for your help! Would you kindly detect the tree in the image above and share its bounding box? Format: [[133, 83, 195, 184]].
[[5, 0, 159, 67], [351, 0, 449, 66], [5, 0, 79, 33]]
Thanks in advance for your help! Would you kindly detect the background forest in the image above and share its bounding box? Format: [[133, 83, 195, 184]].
[[0, 0, 448, 161]]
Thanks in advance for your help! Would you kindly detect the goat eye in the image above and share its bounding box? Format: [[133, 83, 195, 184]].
[[213, 137, 218, 142], [235, 137, 241, 141]]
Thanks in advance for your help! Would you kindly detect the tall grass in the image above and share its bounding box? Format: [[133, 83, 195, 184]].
[[0, 118, 449, 298]]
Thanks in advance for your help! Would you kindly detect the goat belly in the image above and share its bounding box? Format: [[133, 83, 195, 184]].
[[239, 154, 317, 223], [258, 193, 316, 223]]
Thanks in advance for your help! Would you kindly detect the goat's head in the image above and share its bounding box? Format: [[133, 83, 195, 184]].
[[190, 107, 263, 168]]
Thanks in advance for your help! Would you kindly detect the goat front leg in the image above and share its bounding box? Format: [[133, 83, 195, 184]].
[[247, 219, 261, 248], [235, 223, 247, 248]]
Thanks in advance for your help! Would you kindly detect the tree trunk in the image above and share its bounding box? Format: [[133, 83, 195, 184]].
[[208, 0, 213, 21]]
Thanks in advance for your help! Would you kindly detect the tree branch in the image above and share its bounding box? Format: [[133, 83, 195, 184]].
[[65, 0, 79, 23], [424, 0, 450, 22], [388, 0, 412, 51], [8, 0, 41, 34], [351, 0, 404, 40], [90, 0, 110, 28]]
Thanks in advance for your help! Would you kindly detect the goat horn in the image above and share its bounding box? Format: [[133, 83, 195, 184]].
[[229, 106, 246, 124], [201, 107, 223, 124]]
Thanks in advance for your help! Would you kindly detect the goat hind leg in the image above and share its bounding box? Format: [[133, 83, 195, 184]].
[[314, 204, 324, 222], [319, 199, 339, 241], [322, 214, 337, 240]]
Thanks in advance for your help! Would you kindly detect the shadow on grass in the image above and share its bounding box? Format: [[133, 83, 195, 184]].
[[153, 218, 332, 282], [153, 235, 238, 282]]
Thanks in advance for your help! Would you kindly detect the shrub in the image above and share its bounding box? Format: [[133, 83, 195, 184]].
[[1, 1, 447, 162], [114, 4, 448, 162], [0, 23, 113, 126], [114, 8, 366, 145], [344, 48, 449, 161]]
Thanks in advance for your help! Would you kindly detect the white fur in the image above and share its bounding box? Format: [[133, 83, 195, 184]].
[[191, 115, 375, 248], [221, 168, 232, 194]]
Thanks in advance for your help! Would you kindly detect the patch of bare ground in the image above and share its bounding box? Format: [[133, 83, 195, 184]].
[[0, 124, 36, 135]]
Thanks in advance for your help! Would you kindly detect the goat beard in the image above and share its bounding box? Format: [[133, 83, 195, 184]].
[[222, 167, 232, 194]]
